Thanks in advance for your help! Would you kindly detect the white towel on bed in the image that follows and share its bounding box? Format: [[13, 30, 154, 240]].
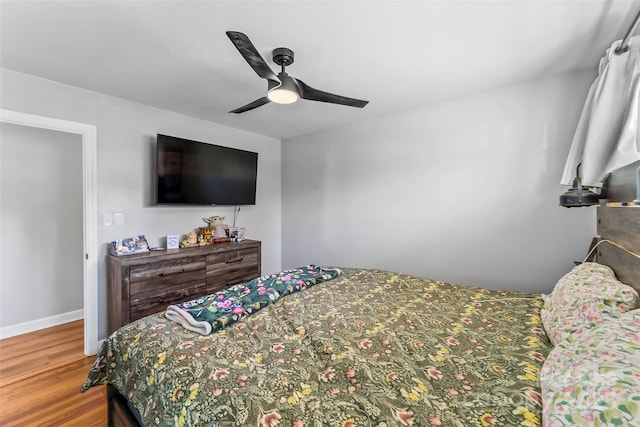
[[165, 306, 212, 335]]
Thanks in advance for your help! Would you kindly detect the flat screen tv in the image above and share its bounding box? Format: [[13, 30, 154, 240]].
[[155, 134, 258, 206]]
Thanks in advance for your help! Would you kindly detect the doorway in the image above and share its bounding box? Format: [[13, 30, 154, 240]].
[[0, 109, 98, 355]]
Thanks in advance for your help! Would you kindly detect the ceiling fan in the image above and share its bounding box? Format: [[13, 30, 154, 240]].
[[226, 31, 369, 114]]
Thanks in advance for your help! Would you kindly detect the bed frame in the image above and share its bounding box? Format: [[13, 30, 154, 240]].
[[107, 384, 140, 427], [104, 168, 640, 427]]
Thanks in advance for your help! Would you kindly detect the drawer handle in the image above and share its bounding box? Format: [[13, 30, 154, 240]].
[[158, 268, 185, 277], [225, 258, 243, 264]]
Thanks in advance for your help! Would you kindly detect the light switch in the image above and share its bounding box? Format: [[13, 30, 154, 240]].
[[114, 213, 125, 226], [103, 213, 114, 227]]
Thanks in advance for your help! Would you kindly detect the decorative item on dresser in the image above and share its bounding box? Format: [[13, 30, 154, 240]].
[[108, 239, 261, 333]]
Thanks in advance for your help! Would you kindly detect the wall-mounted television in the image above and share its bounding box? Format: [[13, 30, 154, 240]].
[[155, 134, 258, 206]]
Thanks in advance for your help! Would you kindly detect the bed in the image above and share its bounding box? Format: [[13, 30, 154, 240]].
[[83, 192, 640, 427]]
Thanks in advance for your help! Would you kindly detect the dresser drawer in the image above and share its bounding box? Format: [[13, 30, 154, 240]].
[[130, 279, 208, 321], [130, 269, 206, 297], [129, 256, 206, 282], [206, 248, 258, 272], [207, 266, 260, 293]]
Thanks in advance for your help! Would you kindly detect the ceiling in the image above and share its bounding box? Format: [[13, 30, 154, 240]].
[[1, 0, 639, 140]]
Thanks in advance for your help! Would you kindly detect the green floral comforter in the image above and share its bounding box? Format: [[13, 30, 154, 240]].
[[82, 268, 552, 427]]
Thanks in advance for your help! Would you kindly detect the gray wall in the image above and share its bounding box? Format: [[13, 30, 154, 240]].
[[0, 64, 600, 338], [0, 68, 282, 340], [0, 123, 83, 327], [282, 70, 597, 294]]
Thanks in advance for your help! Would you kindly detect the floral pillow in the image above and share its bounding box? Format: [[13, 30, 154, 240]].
[[540, 309, 640, 426], [540, 262, 638, 345]]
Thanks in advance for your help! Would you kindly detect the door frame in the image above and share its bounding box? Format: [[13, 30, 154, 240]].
[[0, 109, 98, 355]]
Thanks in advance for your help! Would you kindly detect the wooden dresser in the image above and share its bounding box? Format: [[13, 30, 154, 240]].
[[108, 239, 261, 333]]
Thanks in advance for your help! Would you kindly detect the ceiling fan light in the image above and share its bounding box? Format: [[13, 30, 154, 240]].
[[267, 88, 299, 104], [267, 71, 300, 104]]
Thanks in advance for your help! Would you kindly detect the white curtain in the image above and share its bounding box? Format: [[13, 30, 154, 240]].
[[561, 35, 640, 187]]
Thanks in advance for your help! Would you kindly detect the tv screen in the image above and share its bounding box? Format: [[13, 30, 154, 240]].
[[155, 134, 258, 205]]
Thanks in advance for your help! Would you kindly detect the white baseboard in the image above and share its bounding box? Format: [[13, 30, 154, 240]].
[[0, 309, 84, 339]]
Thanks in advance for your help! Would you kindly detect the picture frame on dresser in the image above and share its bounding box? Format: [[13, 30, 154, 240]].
[[166, 234, 180, 249], [108, 239, 261, 333], [110, 235, 150, 256]]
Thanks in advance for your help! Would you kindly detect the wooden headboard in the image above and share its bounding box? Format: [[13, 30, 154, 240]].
[[596, 161, 640, 292], [596, 206, 640, 293]]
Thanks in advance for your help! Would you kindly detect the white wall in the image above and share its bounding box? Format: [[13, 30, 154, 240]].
[[0, 68, 282, 340], [0, 123, 83, 327], [282, 70, 597, 294]]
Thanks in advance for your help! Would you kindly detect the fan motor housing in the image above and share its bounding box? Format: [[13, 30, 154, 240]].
[[272, 47, 294, 66]]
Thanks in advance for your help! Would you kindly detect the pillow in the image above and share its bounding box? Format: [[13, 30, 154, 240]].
[[540, 262, 638, 345], [540, 309, 640, 426]]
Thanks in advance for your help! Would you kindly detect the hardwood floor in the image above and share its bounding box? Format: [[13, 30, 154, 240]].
[[0, 320, 107, 426]]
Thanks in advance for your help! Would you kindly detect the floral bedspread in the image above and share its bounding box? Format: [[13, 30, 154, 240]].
[[82, 268, 552, 427]]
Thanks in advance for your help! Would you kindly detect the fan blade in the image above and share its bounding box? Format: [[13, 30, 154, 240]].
[[229, 97, 270, 114], [226, 31, 279, 83], [294, 79, 368, 108]]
